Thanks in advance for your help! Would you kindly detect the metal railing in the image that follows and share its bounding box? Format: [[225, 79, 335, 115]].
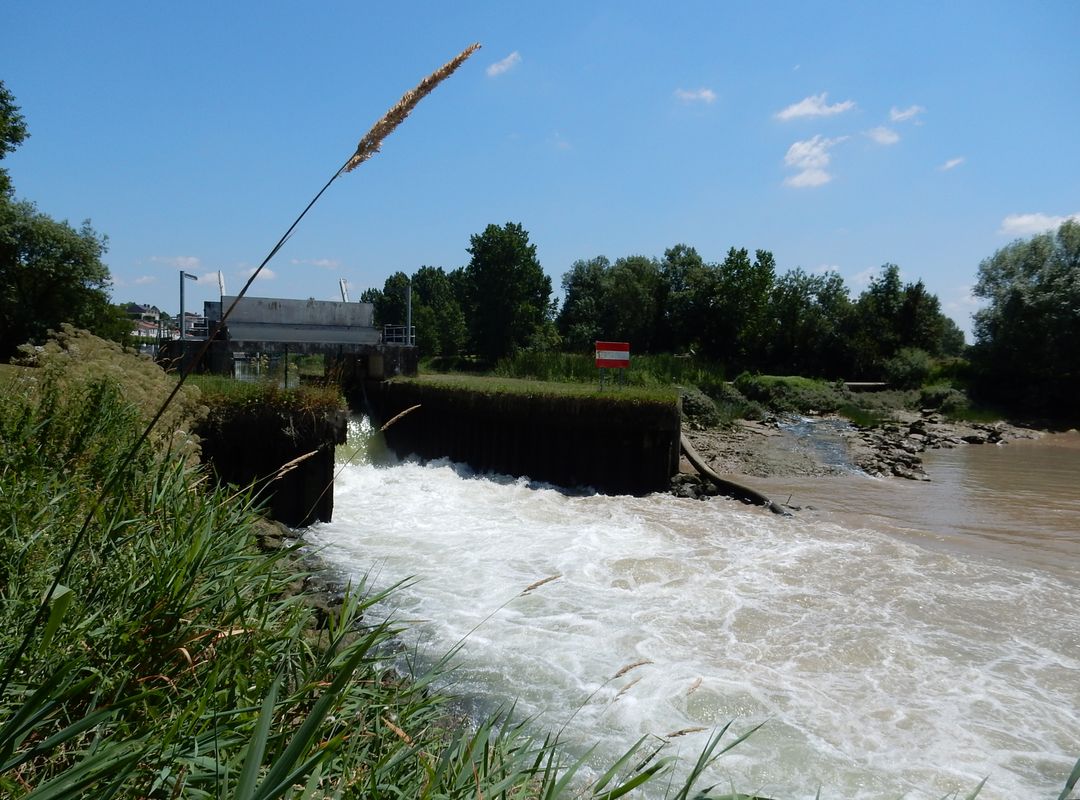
[[382, 325, 415, 345]]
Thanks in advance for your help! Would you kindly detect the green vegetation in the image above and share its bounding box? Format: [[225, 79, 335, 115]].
[[734, 374, 851, 415], [971, 219, 1080, 420], [397, 372, 678, 406], [191, 373, 345, 417]]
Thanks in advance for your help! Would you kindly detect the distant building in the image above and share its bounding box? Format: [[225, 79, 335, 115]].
[[124, 303, 161, 322]]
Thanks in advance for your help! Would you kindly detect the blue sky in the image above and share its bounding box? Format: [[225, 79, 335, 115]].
[[4, 1, 1078, 338]]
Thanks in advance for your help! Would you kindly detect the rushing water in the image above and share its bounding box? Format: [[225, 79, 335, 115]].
[[308, 421, 1080, 799]]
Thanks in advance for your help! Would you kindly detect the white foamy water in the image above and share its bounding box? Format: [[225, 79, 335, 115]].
[[307, 429, 1079, 799]]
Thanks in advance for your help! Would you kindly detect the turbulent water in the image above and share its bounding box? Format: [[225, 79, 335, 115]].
[[307, 420, 1080, 799]]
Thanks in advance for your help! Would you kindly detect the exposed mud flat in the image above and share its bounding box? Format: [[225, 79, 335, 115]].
[[682, 412, 1043, 483]]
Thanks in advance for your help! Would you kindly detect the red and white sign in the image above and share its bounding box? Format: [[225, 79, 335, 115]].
[[595, 341, 630, 369]]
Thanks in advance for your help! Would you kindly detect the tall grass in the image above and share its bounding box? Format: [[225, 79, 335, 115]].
[[490, 351, 727, 394]]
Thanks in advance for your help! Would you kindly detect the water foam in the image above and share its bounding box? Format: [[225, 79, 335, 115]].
[[307, 457, 1079, 799]]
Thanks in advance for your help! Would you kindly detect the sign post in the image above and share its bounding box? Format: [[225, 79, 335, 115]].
[[595, 341, 630, 390]]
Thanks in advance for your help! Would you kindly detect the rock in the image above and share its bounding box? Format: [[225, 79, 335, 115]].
[[892, 463, 930, 481], [961, 433, 987, 444]]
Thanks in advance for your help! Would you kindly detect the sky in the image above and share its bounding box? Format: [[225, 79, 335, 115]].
[[4, 1, 1079, 339]]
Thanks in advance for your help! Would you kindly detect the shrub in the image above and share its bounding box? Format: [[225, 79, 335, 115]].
[[883, 347, 933, 389], [920, 382, 970, 413], [679, 385, 722, 428], [734, 373, 850, 414]]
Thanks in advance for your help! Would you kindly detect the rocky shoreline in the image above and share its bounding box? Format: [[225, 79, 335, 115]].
[[675, 410, 1043, 498]]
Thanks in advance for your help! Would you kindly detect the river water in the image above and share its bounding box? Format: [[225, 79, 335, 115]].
[[307, 422, 1080, 799]]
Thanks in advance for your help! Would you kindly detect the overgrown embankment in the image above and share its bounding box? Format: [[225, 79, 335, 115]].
[[372, 374, 682, 494], [193, 376, 348, 526]]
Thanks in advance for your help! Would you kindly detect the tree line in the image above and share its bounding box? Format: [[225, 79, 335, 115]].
[[365, 223, 965, 382]]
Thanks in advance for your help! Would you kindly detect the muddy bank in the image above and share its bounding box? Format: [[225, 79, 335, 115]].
[[681, 411, 1043, 487]]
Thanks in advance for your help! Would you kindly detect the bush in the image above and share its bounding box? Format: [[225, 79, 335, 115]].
[[679, 385, 722, 428], [734, 373, 851, 414], [920, 382, 970, 413], [883, 347, 933, 389]]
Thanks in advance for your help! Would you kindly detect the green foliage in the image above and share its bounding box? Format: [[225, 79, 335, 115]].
[[556, 245, 962, 381], [971, 219, 1080, 419], [768, 268, 853, 377], [558, 254, 663, 352], [460, 222, 553, 364], [836, 403, 887, 428], [919, 382, 969, 413], [401, 372, 679, 406], [0, 80, 28, 198], [883, 347, 933, 389], [0, 197, 115, 361], [734, 373, 852, 414], [679, 385, 722, 427]]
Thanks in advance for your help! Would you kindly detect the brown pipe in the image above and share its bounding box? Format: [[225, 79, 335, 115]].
[[680, 433, 790, 515]]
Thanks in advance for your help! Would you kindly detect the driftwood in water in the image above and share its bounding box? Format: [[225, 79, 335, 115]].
[[680, 433, 790, 516]]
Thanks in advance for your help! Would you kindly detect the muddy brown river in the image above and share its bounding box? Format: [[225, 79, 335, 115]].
[[309, 423, 1080, 799]]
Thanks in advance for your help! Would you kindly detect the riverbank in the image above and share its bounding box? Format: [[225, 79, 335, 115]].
[[680, 410, 1044, 487]]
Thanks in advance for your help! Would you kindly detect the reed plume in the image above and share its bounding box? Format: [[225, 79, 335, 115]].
[[343, 43, 481, 173], [613, 658, 653, 679], [520, 574, 560, 595]]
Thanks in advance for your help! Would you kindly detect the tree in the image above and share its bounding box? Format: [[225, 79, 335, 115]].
[[971, 219, 1080, 417], [369, 271, 409, 329], [657, 244, 707, 352], [411, 265, 467, 358], [557, 256, 609, 351], [460, 222, 552, 364], [0, 199, 113, 361], [768, 268, 854, 377], [1, 80, 28, 198], [558, 255, 662, 352]]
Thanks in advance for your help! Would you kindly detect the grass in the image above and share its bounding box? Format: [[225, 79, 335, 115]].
[[489, 351, 728, 395], [189, 373, 346, 416], [399, 372, 679, 405], [0, 363, 30, 382]]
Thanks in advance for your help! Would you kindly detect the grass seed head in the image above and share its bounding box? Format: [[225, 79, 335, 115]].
[[344, 43, 481, 173]]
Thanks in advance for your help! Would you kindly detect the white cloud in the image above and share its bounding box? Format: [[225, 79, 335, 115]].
[[243, 267, 276, 281], [291, 258, 340, 270], [850, 267, 877, 290], [943, 285, 981, 315], [785, 169, 832, 188], [674, 87, 716, 104], [999, 212, 1080, 236], [776, 92, 856, 121], [134, 275, 157, 285], [890, 104, 926, 123], [783, 134, 847, 187], [939, 157, 965, 171], [866, 126, 900, 145], [151, 255, 201, 270], [486, 51, 521, 77], [812, 264, 842, 275]]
